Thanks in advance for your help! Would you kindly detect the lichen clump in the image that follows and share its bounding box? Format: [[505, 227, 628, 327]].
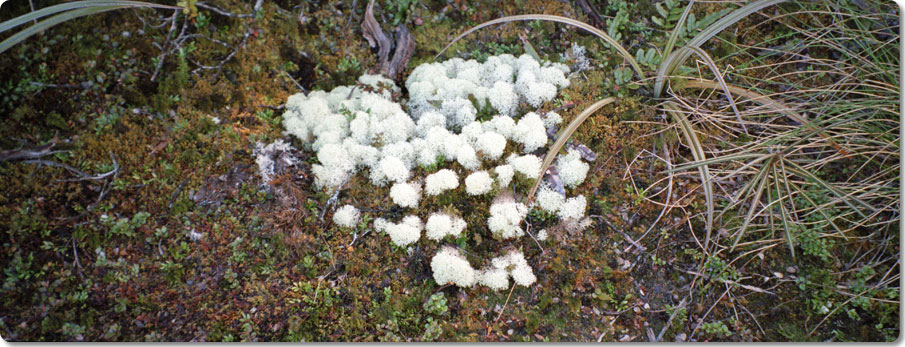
[[280, 54, 594, 291]]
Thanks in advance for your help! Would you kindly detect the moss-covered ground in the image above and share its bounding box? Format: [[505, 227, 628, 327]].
[[0, 0, 898, 341]]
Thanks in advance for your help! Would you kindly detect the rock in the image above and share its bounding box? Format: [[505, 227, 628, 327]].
[[675, 333, 686, 342]]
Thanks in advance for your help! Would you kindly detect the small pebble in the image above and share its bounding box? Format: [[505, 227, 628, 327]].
[[786, 266, 797, 274]]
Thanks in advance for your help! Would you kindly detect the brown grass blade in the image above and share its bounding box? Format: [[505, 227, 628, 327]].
[[681, 47, 746, 134], [683, 78, 852, 156], [527, 97, 616, 202], [663, 101, 714, 251], [435, 14, 644, 80], [730, 156, 773, 251], [771, 158, 796, 260]]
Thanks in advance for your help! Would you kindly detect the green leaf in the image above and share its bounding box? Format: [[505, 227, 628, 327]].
[[656, 3, 669, 18], [652, 17, 664, 27], [654, 0, 790, 97]]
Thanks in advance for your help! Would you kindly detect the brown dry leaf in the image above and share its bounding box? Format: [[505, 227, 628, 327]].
[[566, 141, 597, 161], [542, 165, 566, 196]]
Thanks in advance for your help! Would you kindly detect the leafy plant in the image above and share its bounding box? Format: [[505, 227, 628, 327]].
[[383, 0, 417, 26], [700, 321, 732, 338], [422, 293, 448, 316], [337, 56, 361, 73]]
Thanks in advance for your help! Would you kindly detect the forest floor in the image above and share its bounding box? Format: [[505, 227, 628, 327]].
[[0, 0, 899, 342]]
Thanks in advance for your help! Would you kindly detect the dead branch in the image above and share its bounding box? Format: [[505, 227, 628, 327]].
[[386, 24, 415, 79], [0, 141, 66, 162], [361, 0, 415, 80], [362, 0, 393, 72]]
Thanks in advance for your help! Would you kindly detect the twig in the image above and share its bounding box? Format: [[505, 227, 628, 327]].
[[151, 9, 180, 82], [90, 151, 120, 206], [177, 33, 232, 48], [195, 2, 253, 18], [320, 176, 351, 222], [190, 28, 253, 78], [283, 70, 306, 92], [0, 141, 66, 162], [655, 298, 688, 342], [646, 327, 657, 343], [23, 159, 91, 178], [494, 283, 516, 323], [348, 229, 371, 247], [343, 0, 359, 32], [56, 156, 119, 182], [688, 286, 730, 341], [28, 82, 89, 90], [257, 103, 286, 111], [168, 179, 189, 210], [71, 237, 84, 280], [737, 301, 765, 337], [523, 222, 545, 254], [680, 269, 776, 295], [590, 215, 644, 251]]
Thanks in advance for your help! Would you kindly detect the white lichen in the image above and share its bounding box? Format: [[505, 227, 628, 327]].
[[514, 112, 548, 153], [475, 131, 507, 161], [465, 171, 493, 196], [378, 215, 423, 247], [557, 195, 587, 220], [431, 246, 476, 288], [425, 212, 467, 241], [425, 169, 459, 196], [534, 185, 564, 213], [487, 196, 528, 239], [557, 149, 589, 189], [494, 164, 514, 187], [537, 229, 548, 241], [333, 205, 361, 228], [507, 154, 542, 179], [389, 182, 421, 208]]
